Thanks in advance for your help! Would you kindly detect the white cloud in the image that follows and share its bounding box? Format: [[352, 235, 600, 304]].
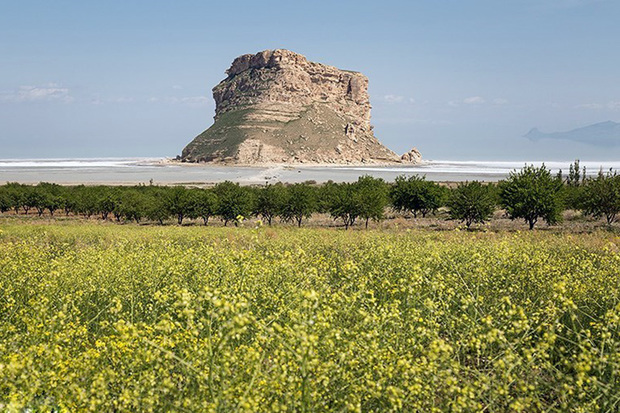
[[448, 96, 508, 107], [607, 101, 620, 110], [576, 103, 604, 109], [1, 83, 73, 103], [174, 96, 209, 105], [374, 117, 452, 125], [86, 95, 210, 106], [148, 96, 211, 106], [463, 96, 486, 105], [110, 97, 134, 103], [575, 101, 620, 110], [532, 0, 608, 10], [382, 94, 405, 104]]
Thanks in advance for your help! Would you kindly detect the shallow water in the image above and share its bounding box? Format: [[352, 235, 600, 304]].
[[0, 158, 619, 185]]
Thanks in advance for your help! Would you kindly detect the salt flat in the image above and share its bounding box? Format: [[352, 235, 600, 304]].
[[0, 158, 619, 185]]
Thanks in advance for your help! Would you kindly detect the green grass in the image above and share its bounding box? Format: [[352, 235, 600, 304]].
[[1, 223, 619, 411]]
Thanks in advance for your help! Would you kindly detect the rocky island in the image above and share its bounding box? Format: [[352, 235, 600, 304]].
[[180, 49, 421, 165]]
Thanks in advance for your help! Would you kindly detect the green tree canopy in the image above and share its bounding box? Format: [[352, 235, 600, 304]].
[[447, 181, 496, 229], [214, 181, 255, 226], [254, 183, 288, 226], [281, 183, 316, 227], [390, 175, 445, 218], [499, 165, 564, 230], [580, 170, 620, 225], [192, 189, 218, 226]]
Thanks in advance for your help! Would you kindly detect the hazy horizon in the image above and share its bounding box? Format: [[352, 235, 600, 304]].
[[1, 0, 619, 161]]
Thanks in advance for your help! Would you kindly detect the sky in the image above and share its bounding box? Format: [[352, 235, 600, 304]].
[[1, 0, 619, 161]]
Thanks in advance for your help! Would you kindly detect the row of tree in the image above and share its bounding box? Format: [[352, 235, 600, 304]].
[[0, 164, 618, 229]]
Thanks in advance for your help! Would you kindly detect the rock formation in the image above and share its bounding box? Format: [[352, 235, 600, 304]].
[[181, 49, 421, 165], [401, 147, 422, 163]]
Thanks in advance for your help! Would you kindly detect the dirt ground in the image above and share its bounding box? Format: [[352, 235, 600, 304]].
[[1, 208, 617, 234]]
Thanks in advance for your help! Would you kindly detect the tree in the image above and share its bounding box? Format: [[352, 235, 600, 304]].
[[390, 175, 444, 218], [117, 190, 148, 223], [145, 189, 170, 225], [580, 170, 620, 225], [568, 159, 581, 186], [254, 183, 287, 226], [193, 189, 218, 226], [37, 183, 64, 216], [327, 183, 361, 229], [325, 177, 389, 230], [73, 186, 99, 218], [281, 183, 316, 227], [447, 181, 496, 229], [5, 183, 25, 214], [563, 159, 585, 210], [62, 187, 77, 216], [27, 187, 47, 216], [214, 181, 255, 226], [94, 186, 118, 220], [356, 176, 389, 229], [498, 165, 564, 230], [0, 186, 10, 214], [165, 186, 196, 225]]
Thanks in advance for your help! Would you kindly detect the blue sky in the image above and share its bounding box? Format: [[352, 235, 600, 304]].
[[1, 0, 619, 160]]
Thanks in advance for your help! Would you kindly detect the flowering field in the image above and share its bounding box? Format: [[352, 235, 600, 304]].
[[1, 224, 619, 412]]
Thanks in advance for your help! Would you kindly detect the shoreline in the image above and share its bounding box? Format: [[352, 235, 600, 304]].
[[2, 158, 619, 187], [155, 158, 427, 169]]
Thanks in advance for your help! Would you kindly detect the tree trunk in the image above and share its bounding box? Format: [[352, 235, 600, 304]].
[[177, 214, 183, 225], [365, 217, 370, 229], [607, 213, 615, 225]]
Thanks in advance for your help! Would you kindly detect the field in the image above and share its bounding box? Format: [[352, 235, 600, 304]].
[[1, 223, 620, 411]]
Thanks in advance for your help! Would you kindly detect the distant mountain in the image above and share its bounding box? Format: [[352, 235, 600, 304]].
[[525, 121, 620, 147]]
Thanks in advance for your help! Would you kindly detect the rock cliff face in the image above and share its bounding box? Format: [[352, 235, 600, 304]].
[[181, 49, 420, 165]]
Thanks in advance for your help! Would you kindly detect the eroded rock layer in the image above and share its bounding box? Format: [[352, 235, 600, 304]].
[[181, 49, 420, 164]]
